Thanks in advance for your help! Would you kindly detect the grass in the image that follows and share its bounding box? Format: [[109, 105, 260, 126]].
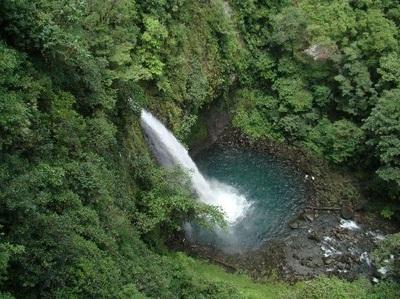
[[175, 253, 289, 299], [174, 253, 400, 299]]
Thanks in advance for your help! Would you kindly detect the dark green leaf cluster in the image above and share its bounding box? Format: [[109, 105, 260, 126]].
[[230, 0, 400, 199]]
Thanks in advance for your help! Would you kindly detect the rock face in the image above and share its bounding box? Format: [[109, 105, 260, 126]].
[[189, 103, 231, 157], [223, 1, 233, 17], [304, 44, 336, 61]]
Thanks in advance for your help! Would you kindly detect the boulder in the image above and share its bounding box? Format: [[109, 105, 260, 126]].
[[289, 220, 300, 229], [289, 213, 306, 229], [323, 257, 334, 265], [304, 212, 314, 222], [341, 206, 354, 220]]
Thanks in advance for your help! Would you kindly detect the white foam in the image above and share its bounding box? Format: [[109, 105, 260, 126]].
[[321, 236, 342, 257], [326, 268, 334, 272], [367, 231, 385, 242], [360, 252, 371, 267], [378, 266, 388, 276], [208, 180, 251, 223], [323, 236, 334, 242], [340, 219, 360, 230]]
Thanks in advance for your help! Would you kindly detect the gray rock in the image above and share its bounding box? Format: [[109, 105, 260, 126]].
[[304, 213, 314, 222], [289, 220, 299, 229], [323, 257, 334, 265], [341, 206, 354, 220], [308, 231, 321, 242]]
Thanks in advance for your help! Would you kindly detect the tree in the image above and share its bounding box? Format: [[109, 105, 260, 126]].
[[364, 89, 400, 189], [305, 119, 364, 164], [232, 89, 283, 141], [272, 77, 313, 113], [270, 6, 308, 51], [378, 52, 400, 89], [334, 60, 377, 117], [0, 43, 39, 152]]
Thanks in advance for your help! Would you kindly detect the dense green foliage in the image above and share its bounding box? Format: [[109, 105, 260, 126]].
[[0, 0, 399, 298], [0, 40, 223, 296], [372, 233, 400, 280], [229, 0, 400, 204], [0, 0, 232, 297]]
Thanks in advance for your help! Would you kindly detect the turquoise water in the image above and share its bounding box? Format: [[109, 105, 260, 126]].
[[190, 145, 307, 253]]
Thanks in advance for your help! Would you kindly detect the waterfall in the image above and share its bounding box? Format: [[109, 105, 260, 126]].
[[140, 110, 249, 223]]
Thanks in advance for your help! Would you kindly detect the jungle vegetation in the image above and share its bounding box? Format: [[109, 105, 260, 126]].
[[0, 0, 399, 298]]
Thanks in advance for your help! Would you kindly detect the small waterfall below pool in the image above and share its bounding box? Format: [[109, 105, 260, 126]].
[[140, 110, 250, 223]]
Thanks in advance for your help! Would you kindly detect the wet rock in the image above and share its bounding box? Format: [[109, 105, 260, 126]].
[[323, 257, 334, 265], [304, 260, 313, 267], [315, 259, 323, 267], [304, 213, 314, 222], [341, 206, 354, 220], [289, 214, 307, 229], [308, 231, 321, 242], [304, 259, 321, 268], [289, 219, 300, 229]]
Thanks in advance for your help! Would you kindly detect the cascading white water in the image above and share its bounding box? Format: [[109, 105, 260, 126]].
[[140, 110, 250, 223]]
